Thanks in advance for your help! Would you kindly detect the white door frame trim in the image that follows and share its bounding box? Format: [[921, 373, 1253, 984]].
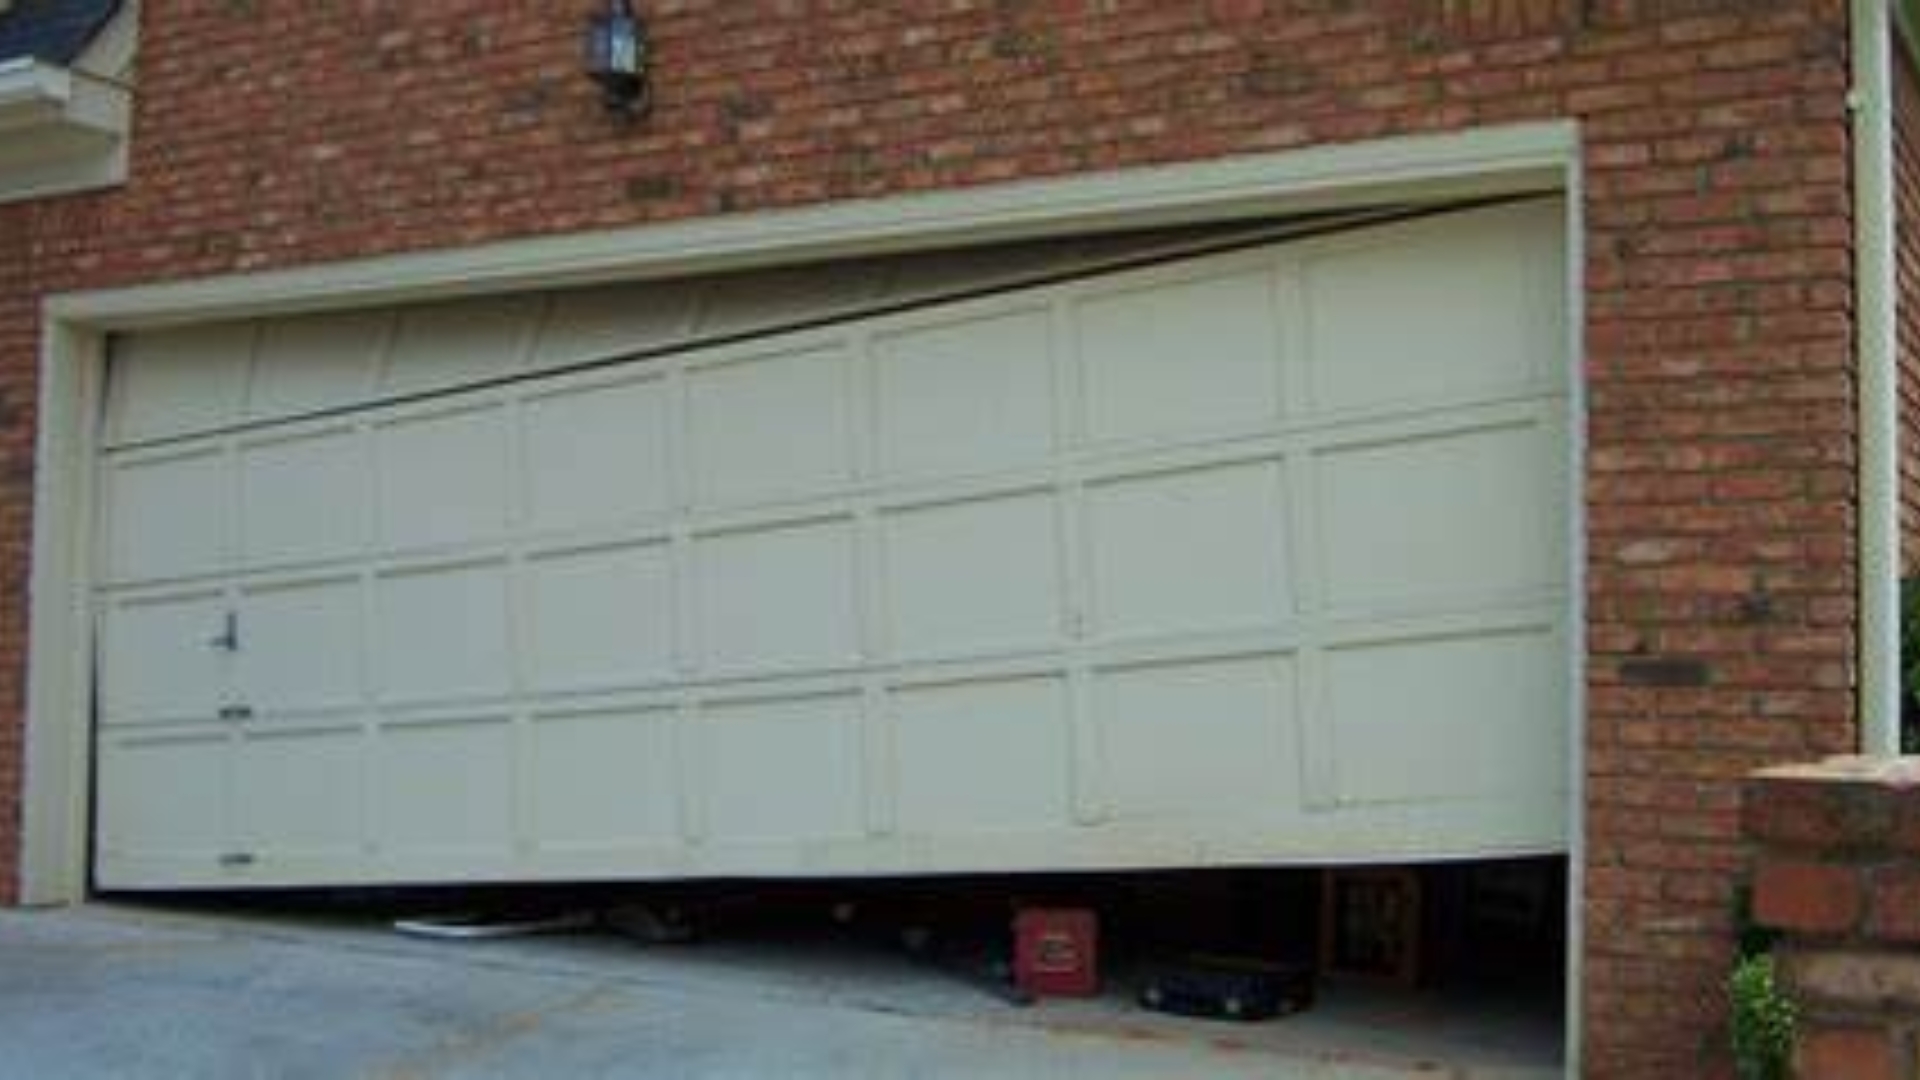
[[50, 123, 1573, 330], [21, 119, 1584, 1069]]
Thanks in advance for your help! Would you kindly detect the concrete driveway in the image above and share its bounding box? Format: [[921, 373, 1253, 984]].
[[0, 906, 1559, 1079]]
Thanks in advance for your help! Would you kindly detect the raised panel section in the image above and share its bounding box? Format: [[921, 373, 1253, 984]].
[[238, 428, 365, 567], [1318, 423, 1557, 614], [525, 543, 675, 693], [235, 729, 363, 857], [701, 695, 864, 843], [1078, 267, 1282, 442], [892, 677, 1070, 835], [371, 563, 512, 705], [237, 577, 362, 716], [529, 708, 680, 849], [105, 449, 229, 583], [375, 406, 510, 552], [533, 282, 701, 369], [1306, 204, 1552, 414], [687, 346, 853, 509], [1087, 461, 1290, 639], [695, 518, 858, 675], [522, 376, 671, 534], [247, 311, 387, 420], [107, 324, 255, 446], [872, 309, 1054, 482], [1326, 629, 1565, 810], [380, 296, 541, 395], [98, 736, 228, 859], [880, 492, 1062, 659], [1095, 654, 1298, 819], [373, 720, 514, 856], [100, 592, 229, 725]]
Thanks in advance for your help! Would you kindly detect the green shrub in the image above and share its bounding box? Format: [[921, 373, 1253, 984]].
[[1729, 953, 1796, 1080]]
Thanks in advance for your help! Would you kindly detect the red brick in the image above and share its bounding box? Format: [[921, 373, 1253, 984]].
[[1797, 1026, 1901, 1080], [1866, 866, 1920, 944], [0, 3, 1877, 1078], [1752, 859, 1863, 935]]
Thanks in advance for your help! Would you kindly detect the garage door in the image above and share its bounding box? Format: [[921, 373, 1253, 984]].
[[92, 200, 1571, 890]]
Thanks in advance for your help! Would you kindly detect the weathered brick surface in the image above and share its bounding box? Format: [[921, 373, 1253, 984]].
[[1799, 1025, 1904, 1080], [0, 1, 1872, 1074], [1749, 760, 1920, 1079], [1868, 864, 1920, 944], [1754, 857, 1865, 935]]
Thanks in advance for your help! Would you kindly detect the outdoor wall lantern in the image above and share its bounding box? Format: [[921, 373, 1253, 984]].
[[585, 0, 650, 118]]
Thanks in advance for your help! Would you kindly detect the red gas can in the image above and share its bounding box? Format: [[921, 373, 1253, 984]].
[[1013, 908, 1100, 997]]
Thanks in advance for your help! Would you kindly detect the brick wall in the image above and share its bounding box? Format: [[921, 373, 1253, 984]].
[[1898, 45, 1920, 579], [1747, 758, 1920, 1079], [0, 203, 28, 911], [0, 1, 1867, 1074]]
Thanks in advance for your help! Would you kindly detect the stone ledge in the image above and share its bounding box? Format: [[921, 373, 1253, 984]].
[[1744, 756, 1920, 855], [1787, 949, 1920, 1013]]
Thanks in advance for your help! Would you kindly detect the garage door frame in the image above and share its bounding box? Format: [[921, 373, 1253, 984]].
[[23, 119, 1585, 1057]]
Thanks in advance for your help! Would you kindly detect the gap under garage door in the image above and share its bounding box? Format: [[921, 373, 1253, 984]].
[[91, 198, 1573, 890]]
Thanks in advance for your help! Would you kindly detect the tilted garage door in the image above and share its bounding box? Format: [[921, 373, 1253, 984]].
[[92, 201, 1571, 890]]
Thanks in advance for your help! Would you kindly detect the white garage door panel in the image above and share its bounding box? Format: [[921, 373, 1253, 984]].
[[106, 324, 257, 446], [371, 563, 514, 705], [881, 491, 1065, 660], [235, 728, 363, 861], [688, 344, 855, 511], [1327, 625, 1567, 807], [696, 518, 861, 677], [1318, 420, 1563, 613], [373, 719, 515, 860], [236, 577, 362, 715], [238, 428, 367, 568], [701, 695, 866, 845], [1097, 654, 1299, 820], [1078, 264, 1285, 443], [525, 543, 677, 693], [529, 707, 682, 852], [1086, 461, 1292, 640], [248, 311, 387, 418], [892, 676, 1073, 835], [94, 201, 1573, 889], [98, 735, 229, 868], [873, 309, 1056, 483], [100, 591, 230, 726], [1305, 199, 1562, 414], [376, 406, 512, 553], [104, 449, 229, 584], [522, 375, 673, 535], [381, 295, 545, 396]]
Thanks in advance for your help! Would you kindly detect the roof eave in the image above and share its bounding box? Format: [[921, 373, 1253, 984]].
[[0, 55, 128, 203]]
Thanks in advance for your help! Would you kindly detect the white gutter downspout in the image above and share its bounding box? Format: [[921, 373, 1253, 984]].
[[1854, 0, 1902, 756]]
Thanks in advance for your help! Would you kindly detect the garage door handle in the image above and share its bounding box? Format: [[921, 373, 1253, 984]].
[[218, 704, 253, 721], [218, 853, 255, 868], [207, 612, 240, 652]]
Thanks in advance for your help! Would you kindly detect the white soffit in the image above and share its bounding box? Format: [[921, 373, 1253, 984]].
[[0, 0, 135, 205]]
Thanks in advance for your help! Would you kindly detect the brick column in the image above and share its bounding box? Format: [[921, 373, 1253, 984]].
[[1745, 757, 1920, 1079]]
